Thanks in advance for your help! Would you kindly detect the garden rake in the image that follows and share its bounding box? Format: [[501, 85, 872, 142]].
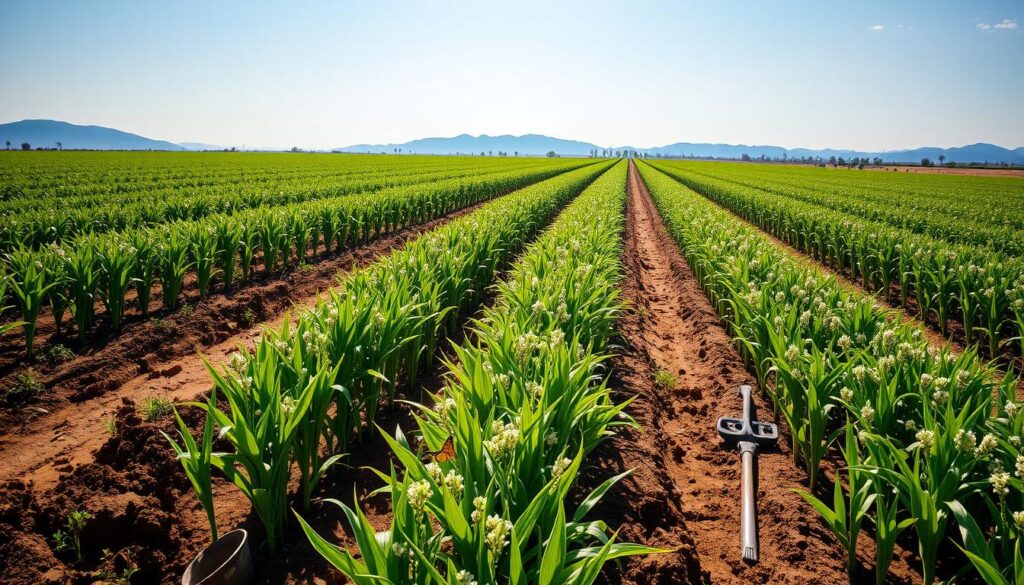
[[716, 384, 778, 564]]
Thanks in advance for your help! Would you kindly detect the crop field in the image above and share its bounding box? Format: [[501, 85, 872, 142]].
[[1, 152, 1023, 585]]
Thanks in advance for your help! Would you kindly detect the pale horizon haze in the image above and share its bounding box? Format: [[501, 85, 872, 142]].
[[1, 0, 1022, 151]]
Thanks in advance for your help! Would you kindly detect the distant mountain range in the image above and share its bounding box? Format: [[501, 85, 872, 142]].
[[0, 119, 185, 151], [337, 134, 1024, 164], [2, 120, 1021, 164], [179, 142, 227, 151], [336, 134, 600, 157]]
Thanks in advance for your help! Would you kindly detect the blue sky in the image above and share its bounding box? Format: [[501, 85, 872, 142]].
[[1, 1, 1021, 150]]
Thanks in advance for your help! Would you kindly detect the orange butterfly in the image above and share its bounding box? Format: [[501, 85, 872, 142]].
[[424, 436, 456, 463]]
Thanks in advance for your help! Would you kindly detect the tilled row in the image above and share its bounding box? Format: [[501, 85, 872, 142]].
[[636, 160, 1021, 584]]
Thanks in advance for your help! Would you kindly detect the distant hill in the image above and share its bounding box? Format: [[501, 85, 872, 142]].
[[335, 134, 600, 156], [337, 133, 1024, 164], [644, 142, 1024, 165], [179, 142, 227, 151], [2, 121, 1020, 164], [0, 119, 185, 151]]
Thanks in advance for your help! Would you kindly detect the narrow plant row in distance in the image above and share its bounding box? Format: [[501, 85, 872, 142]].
[[637, 161, 1022, 585], [671, 161, 1024, 255], [166, 161, 616, 555], [0, 158, 562, 249], [298, 160, 666, 584], [0, 160, 594, 356], [648, 160, 1024, 360]]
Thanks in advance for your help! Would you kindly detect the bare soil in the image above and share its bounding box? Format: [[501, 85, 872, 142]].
[[876, 166, 1024, 178], [589, 162, 922, 584]]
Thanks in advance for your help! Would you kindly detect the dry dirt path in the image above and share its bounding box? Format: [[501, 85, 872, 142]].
[[0, 202, 487, 491], [590, 162, 921, 584]]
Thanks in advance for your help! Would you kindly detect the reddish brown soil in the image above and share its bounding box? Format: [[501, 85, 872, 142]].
[[0, 202, 485, 489], [589, 162, 922, 584], [877, 166, 1024, 178]]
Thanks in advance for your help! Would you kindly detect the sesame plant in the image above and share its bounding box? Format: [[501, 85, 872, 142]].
[[298, 162, 667, 582], [163, 390, 219, 542], [7, 247, 51, 356], [648, 160, 1024, 360], [638, 160, 1023, 584], [172, 162, 614, 554], [0, 157, 595, 345]]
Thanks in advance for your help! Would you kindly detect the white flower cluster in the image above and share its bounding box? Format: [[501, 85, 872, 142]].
[[444, 470, 465, 498], [551, 457, 572, 481], [990, 471, 1011, 496], [954, 429, 976, 453], [912, 430, 935, 455], [975, 433, 999, 457], [407, 479, 433, 514], [485, 514, 513, 555], [484, 419, 519, 459], [471, 496, 486, 523]]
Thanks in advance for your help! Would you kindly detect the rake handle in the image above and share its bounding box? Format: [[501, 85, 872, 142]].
[[739, 441, 758, 564]]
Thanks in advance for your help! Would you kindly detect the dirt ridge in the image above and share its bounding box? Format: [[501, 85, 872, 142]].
[[591, 162, 920, 584]]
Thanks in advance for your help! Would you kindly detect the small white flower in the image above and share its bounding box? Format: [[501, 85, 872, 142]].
[[853, 365, 866, 383], [280, 395, 297, 417], [425, 462, 443, 484], [444, 470, 465, 498], [1013, 511, 1024, 530], [485, 514, 513, 554], [1005, 401, 1021, 419], [913, 430, 935, 455], [551, 457, 572, 481], [544, 429, 558, 447], [407, 479, 433, 514], [991, 471, 1011, 496], [471, 496, 487, 524], [975, 434, 999, 457], [484, 419, 520, 459], [839, 387, 854, 402], [954, 429, 976, 453], [785, 344, 800, 362], [860, 405, 875, 426]]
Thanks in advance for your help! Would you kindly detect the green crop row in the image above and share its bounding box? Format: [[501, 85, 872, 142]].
[[0, 158, 571, 250], [638, 161, 1022, 585], [165, 161, 616, 556], [670, 161, 1024, 256], [0, 161, 594, 355], [0, 152, 528, 199], [297, 160, 665, 584], [648, 161, 1024, 359]]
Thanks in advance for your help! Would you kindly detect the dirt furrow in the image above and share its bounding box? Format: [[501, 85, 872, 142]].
[[0, 202, 487, 490], [592, 162, 920, 584]]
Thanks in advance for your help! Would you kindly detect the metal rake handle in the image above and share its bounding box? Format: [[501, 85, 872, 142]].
[[739, 441, 759, 563]]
